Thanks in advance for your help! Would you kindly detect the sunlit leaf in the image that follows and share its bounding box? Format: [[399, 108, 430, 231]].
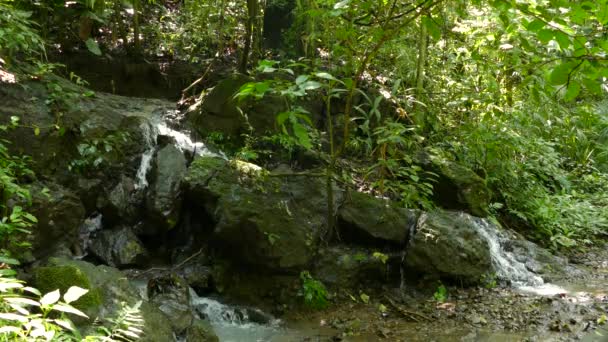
[[63, 286, 89, 304], [40, 289, 60, 306], [52, 304, 89, 318], [85, 38, 101, 56]]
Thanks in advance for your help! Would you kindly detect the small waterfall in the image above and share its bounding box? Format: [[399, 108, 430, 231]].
[[157, 122, 225, 158], [133, 110, 225, 190], [189, 289, 283, 342], [135, 121, 157, 190], [473, 217, 544, 287]]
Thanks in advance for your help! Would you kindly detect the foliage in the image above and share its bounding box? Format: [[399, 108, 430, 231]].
[[68, 132, 131, 174], [299, 271, 328, 310], [0, 119, 36, 257], [433, 282, 447, 303], [0, 274, 90, 341], [0, 2, 46, 63], [0, 272, 144, 341]]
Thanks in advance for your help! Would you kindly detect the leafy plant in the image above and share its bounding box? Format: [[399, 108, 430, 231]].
[[299, 271, 328, 310], [433, 282, 447, 303], [69, 132, 131, 174], [0, 275, 90, 341]]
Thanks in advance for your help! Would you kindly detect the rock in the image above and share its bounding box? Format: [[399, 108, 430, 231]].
[[186, 319, 219, 342], [186, 73, 324, 145], [97, 176, 138, 225], [314, 246, 387, 288], [88, 226, 147, 267], [147, 275, 196, 334], [33, 258, 175, 342], [186, 74, 254, 139], [176, 262, 214, 294], [338, 191, 420, 247], [27, 181, 85, 258], [406, 210, 492, 283], [146, 144, 188, 233], [418, 152, 491, 217], [0, 78, 173, 181], [185, 157, 341, 272]]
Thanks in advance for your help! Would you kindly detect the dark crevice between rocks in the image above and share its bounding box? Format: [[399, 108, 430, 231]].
[[400, 212, 420, 290]]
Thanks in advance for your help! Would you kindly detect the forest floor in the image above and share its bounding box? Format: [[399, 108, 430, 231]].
[[281, 243, 608, 341]]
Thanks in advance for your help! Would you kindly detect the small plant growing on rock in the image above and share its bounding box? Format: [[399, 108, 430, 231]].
[[299, 271, 328, 310], [433, 282, 448, 303]]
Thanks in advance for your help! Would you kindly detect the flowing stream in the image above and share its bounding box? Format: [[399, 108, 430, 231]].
[[134, 110, 224, 190]]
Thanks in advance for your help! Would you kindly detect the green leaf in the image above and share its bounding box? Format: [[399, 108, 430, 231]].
[[0, 256, 20, 265], [360, 293, 370, 304], [334, 0, 350, 9], [40, 289, 61, 306], [295, 75, 308, 85], [563, 82, 581, 101], [550, 63, 573, 85], [85, 38, 101, 56], [537, 29, 554, 44], [34, 127, 40, 136], [598, 2, 608, 24], [527, 19, 545, 32], [553, 31, 570, 50], [299, 81, 322, 91], [52, 304, 89, 318], [315, 72, 336, 80], [422, 16, 441, 40], [63, 286, 89, 304], [292, 122, 312, 149]]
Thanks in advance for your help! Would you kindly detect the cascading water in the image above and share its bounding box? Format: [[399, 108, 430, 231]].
[[471, 216, 568, 295], [189, 289, 285, 342], [135, 121, 157, 190], [473, 218, 544, 287], [134, 110, 225, 190]]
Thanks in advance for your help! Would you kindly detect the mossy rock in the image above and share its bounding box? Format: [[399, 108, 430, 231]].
[[34, 264, 103, 317], [33, 258, 175, 341]]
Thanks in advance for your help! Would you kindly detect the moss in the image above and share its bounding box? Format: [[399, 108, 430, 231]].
[[34, 265, 102, 314]]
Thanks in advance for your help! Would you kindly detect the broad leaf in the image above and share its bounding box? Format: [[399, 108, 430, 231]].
[[40, 289, 61, 306], [63, 286, 89, 304]]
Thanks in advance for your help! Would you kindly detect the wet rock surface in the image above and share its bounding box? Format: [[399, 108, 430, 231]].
[[338, 191, 420, 247], [282, 245, 608, 341], [88, 226, 148, 267], [406, 210, 493, 283], [185, 156, 341, 272]]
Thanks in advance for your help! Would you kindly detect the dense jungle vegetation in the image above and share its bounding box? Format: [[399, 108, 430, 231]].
[[1, 0, 608, 340]]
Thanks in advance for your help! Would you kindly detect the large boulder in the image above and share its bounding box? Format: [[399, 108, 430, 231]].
[[0, 79, 172, 179], [185, 157, 341, 272], [145, 144, 188, 233], [88, 226, 148, 267], [314, 246, 388, 289], [185, 74, 324, 146], [418, 152, 491, 217], [33, 258, 175, 342], [405, 210, 492, 283], [27, 181, 85, 259], [338, 191, 420, 247]]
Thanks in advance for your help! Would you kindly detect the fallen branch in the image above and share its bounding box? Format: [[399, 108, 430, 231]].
[[134, 248, 204, 278], [383, 294, 433, 322]]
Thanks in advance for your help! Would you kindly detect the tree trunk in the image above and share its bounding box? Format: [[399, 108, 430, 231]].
[[414, 16, 428, 128], [239, 0, 256, 73]]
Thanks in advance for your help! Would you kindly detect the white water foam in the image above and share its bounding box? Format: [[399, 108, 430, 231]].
[[189, 288, 283, 342], [134, 111, 225, 190], [472, 215, 569, 296], [157, 122, 225, 158], [135, 121, 158, 190]]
